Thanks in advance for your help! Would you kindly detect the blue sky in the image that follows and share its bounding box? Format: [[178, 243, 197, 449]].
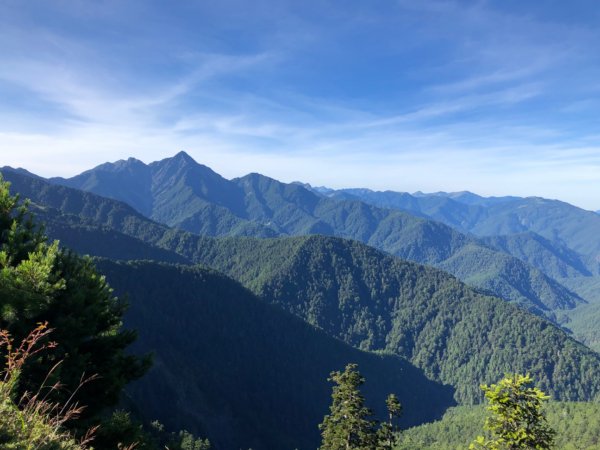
[[1, 0, 600, 209]]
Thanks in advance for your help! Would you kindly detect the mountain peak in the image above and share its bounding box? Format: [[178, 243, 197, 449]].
[[149, 151, 203, 174], [0, 166, 44, 180], [173, 150, 195, 162]]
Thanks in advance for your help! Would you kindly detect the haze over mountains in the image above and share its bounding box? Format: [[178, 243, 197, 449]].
[[3, 151, 600, 448]]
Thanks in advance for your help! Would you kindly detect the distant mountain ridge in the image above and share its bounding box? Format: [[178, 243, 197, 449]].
[[317, 186, 600, 269], [47, 152, 278, 238], [7, 154, 582, 316]]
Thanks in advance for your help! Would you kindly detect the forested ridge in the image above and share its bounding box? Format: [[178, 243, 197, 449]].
[[185, 235, 600, 404], [3, 154, 583, 317], [95, 259, 454, 449]]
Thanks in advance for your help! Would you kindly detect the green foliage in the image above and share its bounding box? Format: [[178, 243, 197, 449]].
[[377, 394, 402, 450], [0, 174, 150, 427], [93, 411, 211, 450], [187, 235, 600, 404], [319, 364, 378, 450], [470, 374, 555, 449], [396, 402, 600, 450], [319, 365, 403, 450]]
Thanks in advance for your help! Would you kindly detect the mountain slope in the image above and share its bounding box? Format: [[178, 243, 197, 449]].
[[49, 153, 277, 238], [10, 157, 582, 314], [184, 235, 600, 404], [469, 197, 600, 262], [480, 232, 592, 279], [94, 259, 454, 450], [325, 187, 600, 275]]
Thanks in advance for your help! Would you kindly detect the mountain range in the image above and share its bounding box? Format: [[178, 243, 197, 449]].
[[319, 186, 600, 269], [7, 152, 587, 320], [3, 152, 600, 447], [4, 156, 600, 343]]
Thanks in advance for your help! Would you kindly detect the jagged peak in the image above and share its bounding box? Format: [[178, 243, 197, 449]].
[[173, 150, 195, 162], [150, 151, 206, 171]]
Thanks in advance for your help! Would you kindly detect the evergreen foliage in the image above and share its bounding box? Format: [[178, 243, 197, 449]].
[[377, 394, 402, 450], [319, 364, 378, 450], [187, 235, 600, 404], [95, 259, 454, 450], [395, 401, 600, 450], [318, 365, 403, 450], [0, 175, 150, 425], [92, 411, 210, 450]]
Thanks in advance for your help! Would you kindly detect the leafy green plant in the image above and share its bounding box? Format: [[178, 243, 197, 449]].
[[470, 374, 555, 449]]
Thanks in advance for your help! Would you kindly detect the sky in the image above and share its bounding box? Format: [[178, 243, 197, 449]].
[[1, 0, 600, 209]]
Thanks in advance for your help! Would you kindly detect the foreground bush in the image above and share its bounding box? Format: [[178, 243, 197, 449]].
[[0, 323, 90, 450]]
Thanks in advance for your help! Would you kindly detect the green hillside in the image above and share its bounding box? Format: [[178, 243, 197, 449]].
[[395, 402, 600, 450], [183, 235, 600, 404], [437, 243, 581, 314], [561, 276, 600, 352], [481, 232, 593, 279], [94, 259, 455, 450]]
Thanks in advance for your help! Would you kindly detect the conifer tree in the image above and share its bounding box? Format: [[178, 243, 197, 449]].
[[319, 363, 378, 450], [0, 175, 150, 422], [470, 373, 555, 449], [377, 393, 402, 450]]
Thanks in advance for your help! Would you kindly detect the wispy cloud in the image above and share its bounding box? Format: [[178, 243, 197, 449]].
[[1, 0, 600, 209]]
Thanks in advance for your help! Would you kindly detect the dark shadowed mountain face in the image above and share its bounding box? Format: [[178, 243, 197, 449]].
[[94, 259, 455, 450], [8, 154, 582, 315]]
